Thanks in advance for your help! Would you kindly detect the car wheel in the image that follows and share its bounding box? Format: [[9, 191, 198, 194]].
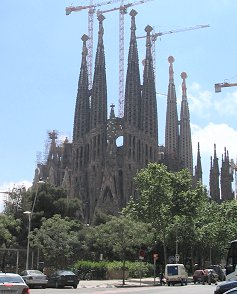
[[73, 284, 77, 289]]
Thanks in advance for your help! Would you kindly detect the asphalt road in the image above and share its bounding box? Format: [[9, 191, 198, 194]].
[[30, 282, 217, 294]]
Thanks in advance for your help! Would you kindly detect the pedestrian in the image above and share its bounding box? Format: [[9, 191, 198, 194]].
[[159, 272, 165, 285]]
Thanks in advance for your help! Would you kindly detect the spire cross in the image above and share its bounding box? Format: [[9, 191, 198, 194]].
[[48, 130, 57, 140]]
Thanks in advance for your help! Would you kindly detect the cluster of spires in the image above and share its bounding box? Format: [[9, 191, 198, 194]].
[[34, 9, 234, 222]]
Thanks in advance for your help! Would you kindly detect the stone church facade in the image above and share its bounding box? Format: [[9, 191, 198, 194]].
[[34, 10, 217, 223]]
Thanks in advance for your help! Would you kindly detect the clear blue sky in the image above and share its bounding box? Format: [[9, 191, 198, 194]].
[[1, 0, 237, 210]]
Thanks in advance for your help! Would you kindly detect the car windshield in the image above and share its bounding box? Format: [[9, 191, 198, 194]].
[[0, 276, 23, 283]]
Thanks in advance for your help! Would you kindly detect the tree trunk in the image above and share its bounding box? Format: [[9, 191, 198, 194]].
[[122, 258, 126, 285]]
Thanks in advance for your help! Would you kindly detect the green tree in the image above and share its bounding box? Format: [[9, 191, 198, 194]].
[[87, 215, 155, 285], [31, 214, 81, 268], [0, 214, 21, 271], [21, 183, 83, 229], [124, 163, 208, 266]]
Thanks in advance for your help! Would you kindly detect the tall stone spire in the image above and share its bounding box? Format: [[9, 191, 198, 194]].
[[73, 34, 90, 142], [209, 144, 220, 202], [164, 56, 179, 171], [90, 14, 107, 129], [179, 72, 193, 175], [221, 147, 234, 200], [140, 25, 158, 143], [194, 142, 202, 184], [124, 9, 141, 128]]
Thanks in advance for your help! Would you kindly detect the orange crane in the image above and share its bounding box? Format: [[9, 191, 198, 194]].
[[66, 0, 122, 90], [215, 82, 237, 93], [137, 24, 210, 80], [97, 0, 153, 117]]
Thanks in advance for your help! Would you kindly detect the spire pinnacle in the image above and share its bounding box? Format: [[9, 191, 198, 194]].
[[181, 71, 187, 97], [97, 14, 105, 45], [145, 25, 153, 59], [109, 103, 115, 119], [81, 34, 89, 65], [130, 9, 137, 41], [168, 56, 175, 82]]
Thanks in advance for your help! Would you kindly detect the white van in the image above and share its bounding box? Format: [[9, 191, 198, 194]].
[[165, 263, 188, 286]]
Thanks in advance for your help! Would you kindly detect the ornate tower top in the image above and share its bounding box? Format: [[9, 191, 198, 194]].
[[98, 14, 105, 45], [130, 9, 137, 41], [181, 71, 187, 97], [81, 34, 89, 64], [168, 56, 175, 82]]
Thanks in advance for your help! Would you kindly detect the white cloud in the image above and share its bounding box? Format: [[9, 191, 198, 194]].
[[192, 122, 237, 159], [188, 82, 237, 119]]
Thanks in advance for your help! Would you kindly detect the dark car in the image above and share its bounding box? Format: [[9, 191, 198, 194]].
[[47, 270, 79, 289], [214, 280, 237, 294], [225, 287, 237, 294]]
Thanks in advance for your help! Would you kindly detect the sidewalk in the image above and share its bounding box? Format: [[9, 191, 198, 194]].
[[78, 277, 160, 288]]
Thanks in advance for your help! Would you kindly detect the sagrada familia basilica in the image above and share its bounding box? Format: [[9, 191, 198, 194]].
[[33, 10, 234, 222]]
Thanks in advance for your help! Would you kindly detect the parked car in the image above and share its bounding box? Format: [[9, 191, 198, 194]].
[[47, 270, 79, 289], [210, 265, 226, 281], [165, 263, 188, 286], [193, 269, 207, 284], [0, 272, 30, 294], [224, 287, 237, 294], [214, 280, 237, 294], [21, 269, 47, 288]]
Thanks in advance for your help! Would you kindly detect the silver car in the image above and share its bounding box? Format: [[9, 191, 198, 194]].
[[0, 272, 29, 294], [21, 270, 47, 288]]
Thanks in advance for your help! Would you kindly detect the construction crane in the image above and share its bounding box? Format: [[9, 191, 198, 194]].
[[66, 0, 122, 90], [97, 0, 153, 117], [137, 24, 210, 80], [215, 82, 237, 93]]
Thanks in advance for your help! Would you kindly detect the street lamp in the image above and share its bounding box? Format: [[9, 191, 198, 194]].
[[24, 180, 45, 270], [24, 210, 31, 270]]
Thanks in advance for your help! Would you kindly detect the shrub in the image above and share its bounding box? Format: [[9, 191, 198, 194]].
[[72, 260, 153, 279]]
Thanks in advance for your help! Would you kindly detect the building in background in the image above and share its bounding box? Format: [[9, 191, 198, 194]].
[[34, 10, 197, 223]]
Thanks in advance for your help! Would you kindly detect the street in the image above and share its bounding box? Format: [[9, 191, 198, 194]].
[[30, 283, 217, 294]]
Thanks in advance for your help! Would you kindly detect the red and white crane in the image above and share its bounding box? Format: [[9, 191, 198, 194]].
[[97, 0, 153, 117], [137, 24, 210, 80], [66, 0, 122, 90]]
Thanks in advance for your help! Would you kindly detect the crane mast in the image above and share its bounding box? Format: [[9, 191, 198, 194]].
[[97, 0, 154, 117], [66, 0, 122, 90]]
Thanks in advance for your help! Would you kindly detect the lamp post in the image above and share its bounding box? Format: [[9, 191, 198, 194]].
[[24, 210, 31, 270], [24, 179, 45, 270]]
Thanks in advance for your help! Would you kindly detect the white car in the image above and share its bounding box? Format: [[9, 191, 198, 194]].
[[0, 272, 30, 294], [21, 270, 47, 288]]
